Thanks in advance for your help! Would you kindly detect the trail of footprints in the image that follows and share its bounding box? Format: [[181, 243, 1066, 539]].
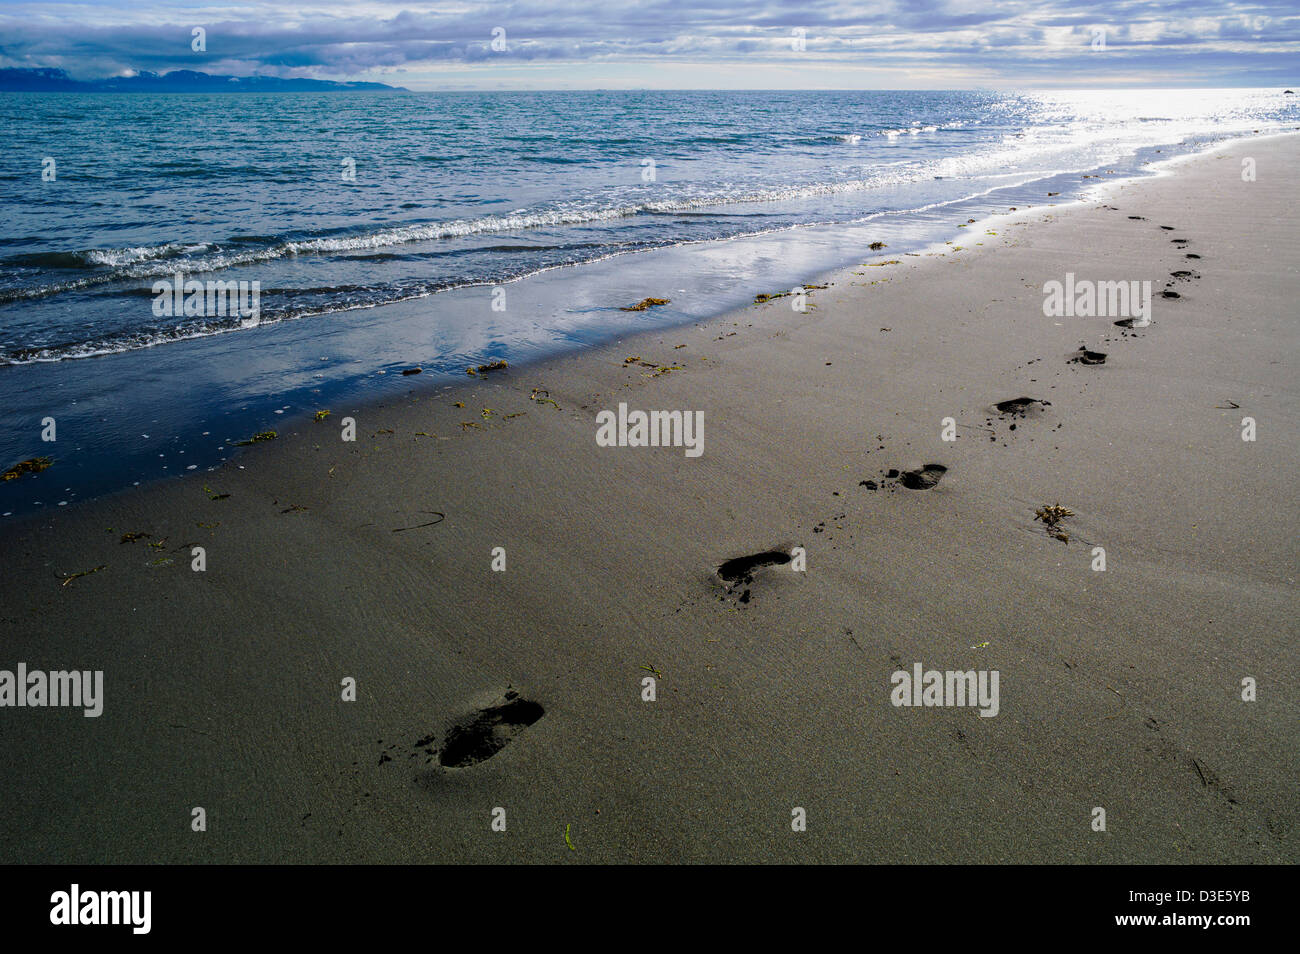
[[368, 209, 1235, 847], [702, 210, 1244, 827], [716, 396, 1064, 598]]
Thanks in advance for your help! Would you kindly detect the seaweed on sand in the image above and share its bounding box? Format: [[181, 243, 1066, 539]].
[[530, 388, 560, 409], [57, 565, 107, 587], [2, 456, 52, 481], [1034, 503, 1074, 543], [619, 297, 670, 312]]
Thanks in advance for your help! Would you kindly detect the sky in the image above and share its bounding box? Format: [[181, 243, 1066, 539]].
[[0, 0, 1296, 89]]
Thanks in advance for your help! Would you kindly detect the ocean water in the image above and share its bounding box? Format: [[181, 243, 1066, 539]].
[[1, 88, 1296, 514]]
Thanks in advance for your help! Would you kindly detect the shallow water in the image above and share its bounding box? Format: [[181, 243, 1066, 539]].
[[1, 88, 1295, 515]]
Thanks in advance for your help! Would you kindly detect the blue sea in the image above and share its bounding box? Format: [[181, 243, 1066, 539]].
[[1, 88, 1296, 515]]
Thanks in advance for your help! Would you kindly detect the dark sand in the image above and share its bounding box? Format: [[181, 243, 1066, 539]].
[[1, 134, 1296, 863]]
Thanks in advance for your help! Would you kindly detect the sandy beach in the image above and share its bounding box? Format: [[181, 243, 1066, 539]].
[[1, 133, 1295, 864]]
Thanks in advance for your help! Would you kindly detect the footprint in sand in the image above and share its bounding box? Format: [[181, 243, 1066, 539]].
[[1070, 348, 1107, 365], [420, 690, 545, 768], [987, 397, 1053, 436], [993, 396, 1051, 416], [860, 464, 947, 491], [899, 464, 948, 490], [717, 549, 793, 604]]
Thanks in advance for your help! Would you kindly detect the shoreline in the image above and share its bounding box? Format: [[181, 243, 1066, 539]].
[[4, 129, 1291, 523], [0, 132, 1296, 863]]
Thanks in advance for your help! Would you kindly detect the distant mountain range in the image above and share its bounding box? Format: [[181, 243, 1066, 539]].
[[0, 68, 407, 93]]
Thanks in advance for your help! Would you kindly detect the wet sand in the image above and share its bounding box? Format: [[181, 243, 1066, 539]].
[[0, 133, 1296, 863]]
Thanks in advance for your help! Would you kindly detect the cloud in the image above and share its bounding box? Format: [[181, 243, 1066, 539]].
[[0, 0, 1295, 87]]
